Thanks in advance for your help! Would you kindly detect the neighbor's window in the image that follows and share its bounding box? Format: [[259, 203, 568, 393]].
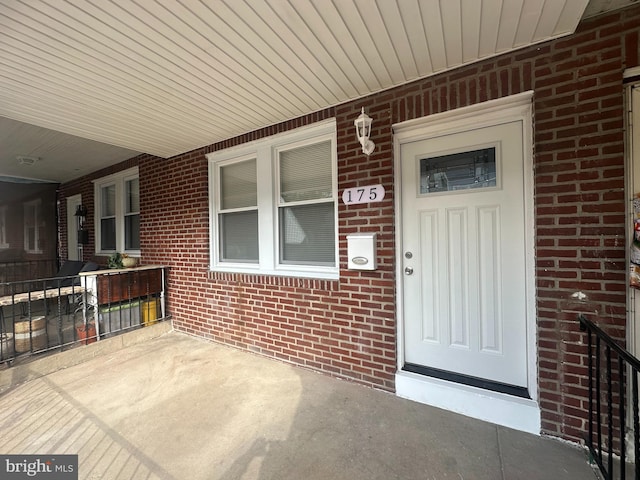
[[100, 184, 116, 250], [208, 120, 337, 279], [125, 178, 140, 250], [0, 205, 8, 249], [94, 167, 140, 254], [24, 199, 43, 253]]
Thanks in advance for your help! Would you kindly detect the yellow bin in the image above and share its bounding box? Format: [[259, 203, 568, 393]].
[[142, 299, 160, 326]]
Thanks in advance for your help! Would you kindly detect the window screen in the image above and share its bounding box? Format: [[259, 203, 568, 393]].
[[278, 141, 334, 266], [101, 184, 116, 250], [219, 159, 258, 262], [125, 178, 140, 250]]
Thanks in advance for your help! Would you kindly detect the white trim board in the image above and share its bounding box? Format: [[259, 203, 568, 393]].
[[396, 370, 541, 434]]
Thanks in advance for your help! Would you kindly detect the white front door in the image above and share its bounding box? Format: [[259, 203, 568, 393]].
[[401, 119, 529, 393]]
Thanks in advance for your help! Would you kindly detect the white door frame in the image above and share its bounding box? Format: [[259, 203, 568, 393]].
[[67, 194, 82, 261], [626, 67, 640, 360], [393, 92, 540, 434], [625, 67, 640, 459]]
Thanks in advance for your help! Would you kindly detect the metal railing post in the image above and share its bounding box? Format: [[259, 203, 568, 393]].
[[579, 314, 640, 480]]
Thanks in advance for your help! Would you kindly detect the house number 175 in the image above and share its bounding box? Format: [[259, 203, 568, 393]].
[[342, 184, 385, 205]]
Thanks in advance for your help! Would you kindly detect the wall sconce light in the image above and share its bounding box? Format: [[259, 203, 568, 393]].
[[75, 205, 87, 224], [354, 107, 375, 156], [75, 205, 89, 245]]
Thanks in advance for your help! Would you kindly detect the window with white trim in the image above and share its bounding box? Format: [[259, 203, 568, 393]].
[[208, 120, 338, 279], [218, 157, 258, 262], [124, 177, 140, 250], [24, 199, 43, 253], [94, 167, 140, 255]]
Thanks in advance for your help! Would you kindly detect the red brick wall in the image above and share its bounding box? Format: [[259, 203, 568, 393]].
[[59, 5, 640, 443], [534, 9, 637, 441], [138, 108, 399, 391], [531, 10, 636, 440]]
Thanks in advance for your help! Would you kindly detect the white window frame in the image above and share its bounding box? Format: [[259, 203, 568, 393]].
[[0, 205, 8, 249], [23, 199, 42, 254], [207, 119, 338, 279], [217, 154, 259, 263], [93, 166, 140, 255], [123, 176, 140, 251]]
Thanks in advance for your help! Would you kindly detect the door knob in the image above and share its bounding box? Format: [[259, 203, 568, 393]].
[[404, 266, 414, 275]]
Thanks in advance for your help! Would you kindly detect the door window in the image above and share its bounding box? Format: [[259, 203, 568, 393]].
[[420, 147, 496, 194]]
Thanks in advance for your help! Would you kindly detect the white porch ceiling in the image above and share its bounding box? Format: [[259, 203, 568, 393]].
[[0, 0, 631, 183]]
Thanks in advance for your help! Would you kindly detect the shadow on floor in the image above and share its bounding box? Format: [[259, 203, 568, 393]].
[[0, 332, 599, 480]]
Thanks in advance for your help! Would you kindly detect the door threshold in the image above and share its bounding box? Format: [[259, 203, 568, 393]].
[[396, 369, 540, 434], [403, 363, 530, 399]]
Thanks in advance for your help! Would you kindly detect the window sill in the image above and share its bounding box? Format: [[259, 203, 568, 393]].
[[207, 269, 340, 290], [96, 251, 141, 257], [210, 264, 339, 281]]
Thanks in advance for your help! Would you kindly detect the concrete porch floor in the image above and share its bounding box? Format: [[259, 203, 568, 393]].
[[0, 329, 599, 480]]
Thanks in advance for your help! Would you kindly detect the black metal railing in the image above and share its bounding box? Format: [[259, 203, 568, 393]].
[[0, 275, 88, 363], [579, 314, 639, 479], [0, 267, 168, 365], [0, 260, 57, 296]]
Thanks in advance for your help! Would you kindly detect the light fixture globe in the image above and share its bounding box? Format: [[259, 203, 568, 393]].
[[354, 107, 375, 156]]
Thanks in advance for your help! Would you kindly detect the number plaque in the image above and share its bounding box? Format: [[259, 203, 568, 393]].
[[342, 184, 385, 205]]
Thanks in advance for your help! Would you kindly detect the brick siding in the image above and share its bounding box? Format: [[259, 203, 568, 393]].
[[59, 5, 640, 443]]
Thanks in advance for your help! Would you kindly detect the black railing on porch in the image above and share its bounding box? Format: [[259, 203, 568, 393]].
[[579, 313, 640, 480], [0, 267, 168, 365], [0, 275, 90, 362], [0, 260, 57, 296]]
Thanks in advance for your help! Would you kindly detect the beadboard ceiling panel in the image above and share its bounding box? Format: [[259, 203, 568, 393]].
[[0, 0, 623, 182]]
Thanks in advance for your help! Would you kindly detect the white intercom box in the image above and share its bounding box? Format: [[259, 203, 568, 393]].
[[347, 233, 377, 270]]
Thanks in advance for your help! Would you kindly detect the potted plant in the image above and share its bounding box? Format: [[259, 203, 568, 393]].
[[76, 322, 97, 345], [107, 252, 123, 269], [108, 252, 137, 268]]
